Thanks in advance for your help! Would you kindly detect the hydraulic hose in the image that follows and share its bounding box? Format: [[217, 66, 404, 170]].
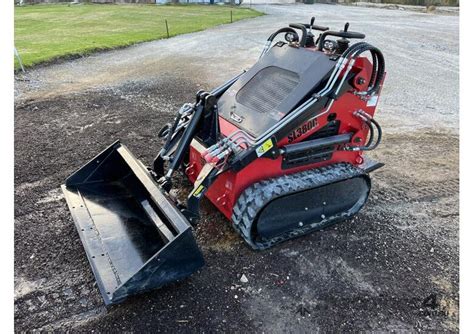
[[162, 112, 182, 152], [368, 117, 382, 149], [267, 27, 298, 42], [369, 49, 378, 88], [328, 41, 384, 98], [364, 118, 374, 148], [355, 117, 381, 151], [159, 103, 194, 156], [351, 44, 385, 96], [260, 27, 299, 58], [366, 47, 385, 96]]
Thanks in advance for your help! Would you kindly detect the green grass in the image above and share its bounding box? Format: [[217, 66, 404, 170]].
[[14, 3, 262, 69]]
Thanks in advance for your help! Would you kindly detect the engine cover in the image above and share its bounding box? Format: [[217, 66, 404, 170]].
[[218, 43, 336, 138]]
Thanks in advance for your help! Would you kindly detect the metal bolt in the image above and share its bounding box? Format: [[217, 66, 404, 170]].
[[321, 214, 326, 219], [298, 222, 303, 227]]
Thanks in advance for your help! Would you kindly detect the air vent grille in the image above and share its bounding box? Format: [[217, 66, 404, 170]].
[[236, 66, 299, 114]]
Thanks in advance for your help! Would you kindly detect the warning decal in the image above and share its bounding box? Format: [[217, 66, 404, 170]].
[[193, 185, 205, 198], [256, 138, 274, 157], [366, 95, 379, 107]]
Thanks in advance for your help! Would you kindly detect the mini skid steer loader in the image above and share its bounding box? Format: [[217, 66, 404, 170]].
[[61, 18, 385, 305]]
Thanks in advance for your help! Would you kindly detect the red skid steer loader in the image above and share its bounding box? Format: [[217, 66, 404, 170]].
[[61, 18, 385, 305]]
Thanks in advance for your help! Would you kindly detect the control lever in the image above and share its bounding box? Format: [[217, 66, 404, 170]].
[[305, 17, 316, 48], [308, 16, 315, 35], [317, 22, 365, 51], [289, 17, 320, 48], [344, 22, 350, 32]]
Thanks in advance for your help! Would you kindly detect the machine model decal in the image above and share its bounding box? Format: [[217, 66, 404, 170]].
[[287, 118, 318, 143]]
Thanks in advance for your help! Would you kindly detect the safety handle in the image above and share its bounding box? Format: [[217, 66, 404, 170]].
[[286, 23, 307, 46], [289, 23, 329, 32], [317, 30, 365, 50]]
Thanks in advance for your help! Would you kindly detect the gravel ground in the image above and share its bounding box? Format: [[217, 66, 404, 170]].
[[14, 4, 459, 332]]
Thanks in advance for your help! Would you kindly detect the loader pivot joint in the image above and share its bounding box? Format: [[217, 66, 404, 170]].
[[158, 176, 172, 193]]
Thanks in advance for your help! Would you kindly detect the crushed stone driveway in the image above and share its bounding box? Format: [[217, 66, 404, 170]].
[[15, 4, 459, 332]]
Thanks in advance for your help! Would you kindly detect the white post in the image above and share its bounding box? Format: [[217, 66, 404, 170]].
[[14, 47, 25, 72]]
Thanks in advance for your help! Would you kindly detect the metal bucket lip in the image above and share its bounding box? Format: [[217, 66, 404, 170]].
[[61, 141, 204, 305]]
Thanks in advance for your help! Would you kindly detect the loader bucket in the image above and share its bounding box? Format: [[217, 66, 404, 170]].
[[61, 141, 204, 305]]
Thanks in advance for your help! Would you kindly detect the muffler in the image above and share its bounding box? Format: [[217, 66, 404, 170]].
[[61, 141, 204, 305]]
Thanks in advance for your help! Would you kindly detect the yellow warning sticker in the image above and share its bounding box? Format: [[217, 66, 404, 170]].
[[256, 138, 273, 157], [193, 185, 205, 198]]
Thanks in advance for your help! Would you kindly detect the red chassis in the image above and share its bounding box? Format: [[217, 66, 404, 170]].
[[186, 57, 385, 220]]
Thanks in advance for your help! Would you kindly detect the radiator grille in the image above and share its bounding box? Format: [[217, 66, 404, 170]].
[[236, 66, 299, 114]]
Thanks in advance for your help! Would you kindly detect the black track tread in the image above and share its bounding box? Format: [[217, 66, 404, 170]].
[[231, 163, 369, 250]]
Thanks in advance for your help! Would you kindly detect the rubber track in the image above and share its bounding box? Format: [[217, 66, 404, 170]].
[[231, 163, 369, 250]]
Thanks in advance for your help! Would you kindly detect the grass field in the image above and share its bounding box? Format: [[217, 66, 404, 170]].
[[14, 4, 262, 69]]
